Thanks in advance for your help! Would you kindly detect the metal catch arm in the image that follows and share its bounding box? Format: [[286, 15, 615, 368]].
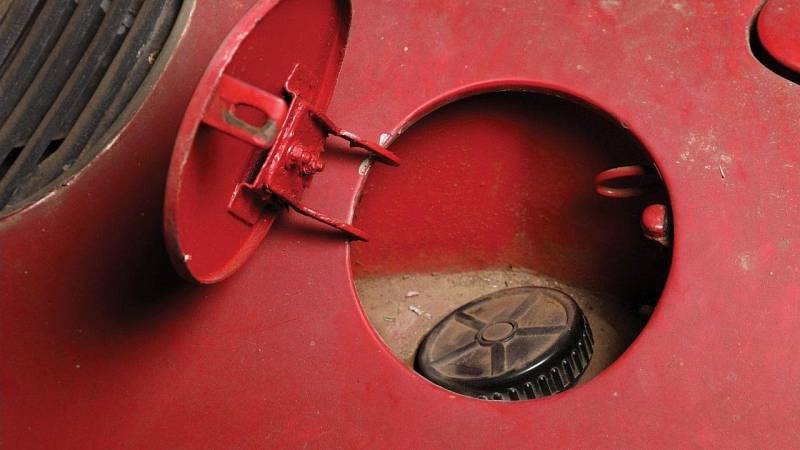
[[310, 109, 400, 167], [283, 196, 369, 241]]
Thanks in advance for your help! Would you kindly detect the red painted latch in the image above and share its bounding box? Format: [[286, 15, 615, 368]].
[[165, 65, 400, 283], [211, 65, 399, 241], [164, 2, 398, 283]]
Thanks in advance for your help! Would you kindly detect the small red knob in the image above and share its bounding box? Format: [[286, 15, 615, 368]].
[[641, 204, 670, 247]]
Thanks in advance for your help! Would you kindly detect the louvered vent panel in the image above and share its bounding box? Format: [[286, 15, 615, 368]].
[[0, 0, 182, 214]]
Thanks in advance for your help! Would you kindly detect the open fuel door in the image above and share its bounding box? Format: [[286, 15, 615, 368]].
[[164, 0, 399, 283]]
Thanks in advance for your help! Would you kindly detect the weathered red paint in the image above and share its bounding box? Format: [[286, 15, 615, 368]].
[[758, 0, 800, 74], [2, 1, 800, 448]]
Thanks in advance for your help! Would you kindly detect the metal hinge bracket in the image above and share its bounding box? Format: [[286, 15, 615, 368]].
[[200, 64, 399, 241]]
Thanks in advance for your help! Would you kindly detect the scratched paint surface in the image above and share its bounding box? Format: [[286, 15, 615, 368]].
[[3, 0, 800, 448]]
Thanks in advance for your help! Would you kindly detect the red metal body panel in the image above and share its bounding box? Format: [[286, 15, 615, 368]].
[[3, 0, 800, 448], [758, 0, 800, 74]]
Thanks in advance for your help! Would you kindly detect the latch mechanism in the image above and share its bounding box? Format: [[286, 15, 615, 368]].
[[201, 64, 399, 241]]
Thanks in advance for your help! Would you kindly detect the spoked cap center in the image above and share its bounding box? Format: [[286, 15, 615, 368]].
[[479, 321, 517, 344]]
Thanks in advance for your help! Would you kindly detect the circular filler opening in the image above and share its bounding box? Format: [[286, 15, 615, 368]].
[[351, 88, 672, 400]]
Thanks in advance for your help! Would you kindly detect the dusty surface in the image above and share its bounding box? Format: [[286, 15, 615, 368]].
[[355, 268, 649, 386]]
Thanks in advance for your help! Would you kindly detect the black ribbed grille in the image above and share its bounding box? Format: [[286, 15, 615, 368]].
[[0, 0, 182, 214]]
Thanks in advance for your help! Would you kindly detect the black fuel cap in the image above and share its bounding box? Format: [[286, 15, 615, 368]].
[[415, 286, 593, 401]]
